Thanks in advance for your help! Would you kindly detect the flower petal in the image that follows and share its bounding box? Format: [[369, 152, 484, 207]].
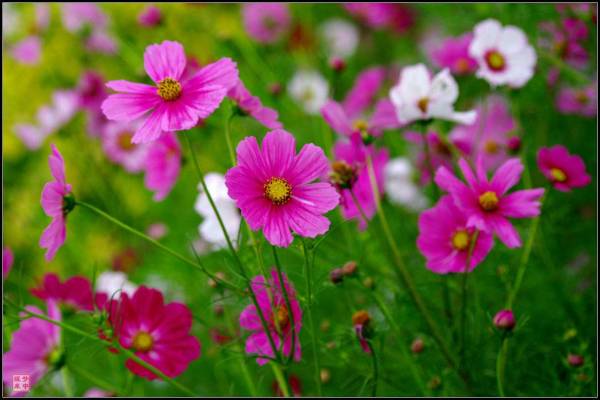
[[143, 40, 186, 83]]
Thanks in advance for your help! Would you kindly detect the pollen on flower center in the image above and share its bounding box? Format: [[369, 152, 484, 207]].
[[132, 331, 154, 352], [451, 229, 470, 251], [264, 177, 292, 205], [301, 88, 315, 102], [117, 131, 135, 151], [157, 77, 182, 101], [479, 191, 499, 211], [484, 140, 499, 154], [273, 305, 289, 329], [417, 97, 429, 114], [550, 167, 567, 182], [353, 119, 369, 132], [329, 160, 357, 189], [575, 91, 589, 105], [484, 50, 506, 71]]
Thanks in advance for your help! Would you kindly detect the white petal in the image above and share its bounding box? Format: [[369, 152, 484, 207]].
[[430, 68, 459, 104], [497, 25, 528, 55]]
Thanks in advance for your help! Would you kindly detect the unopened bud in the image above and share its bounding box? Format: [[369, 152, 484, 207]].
[[214, 304, 224, 317], [320, 319, 331, 332], [411, 337, 424, 354], [428, 375, 442, 390], [352, 310, 371, 326], [329, 160, 357, 189], [342, 261, 357, 277], [493, 309, 516, 331], [330, 268, 344, 284], [320, 368, 331, 384], [567, 353, 584, 367], [329, 57, 346, 72], [507, 136, 521, 153], [268, 82, 282, 96], [363, 276, 375, 289]]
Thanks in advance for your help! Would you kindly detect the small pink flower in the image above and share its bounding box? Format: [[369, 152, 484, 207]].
[[13, 124, 47, 150], [76, 71, 109, 137], [430, 33, 478, 75], [2, 301, 62, 397], [435, 157, 545, 248], [39, 144, 73, 261], [146, 222, 168, 239], [537, 145, 591, 192], [143, 132, 181, 201], [109, 286, 201, 379], [240, 269, 302, 365], [3, 247, 13, 279], [539, 18, 589, 70], [84, 388, 113, 397], [352, 310, 373, 353], [417, 196, 494, 274], [555, 83, 597, 117], [102, 40, 238, 143], [493, 309, 516, 330], [86, 29, 118, 55], [344, 3, 415, 34], [10, 35, 42, 65], [61, 3, 107, 32], [228, 80, 282, 129], [138, 5, 162, 27], [225, 129, 339, 247], [404, 131, 454, 185], [30, 273, 95, 312], [242, 3, 291, 44], [102, 121, 150, 173]]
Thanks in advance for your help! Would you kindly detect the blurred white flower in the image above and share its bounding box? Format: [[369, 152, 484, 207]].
[[320, 18, 360, 59], [469, 19, 536, 88], [288, 70, 329, 115], [385, 157, 428, 212], [95, 271, 137, 298], [389, 63, 476, 125], [2, 3, 19, 38]]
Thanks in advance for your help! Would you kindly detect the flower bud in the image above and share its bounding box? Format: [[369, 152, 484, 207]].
[[428, 375, 442, 390], [329, 160, 357, 189], [320, 319, 331, 332], [329, 57, 346, 72], [567, 353, 584, 367], [507, 136, 521, 153], [411, 337, 424, 354], [268, 82, 282, 96], [320, 368, 331, 384], [330, 268, 344, 284], [342, 261, 358, 277], [493, 309, 515, 331], [213, 304, 224, 317], [363, 276, 375, 289], [352, 310, 371, 327]]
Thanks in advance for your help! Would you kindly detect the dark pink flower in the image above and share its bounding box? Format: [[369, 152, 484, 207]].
[[34, 4, 50, 32], [3, 247, 13, 279], [344, 3, 415, 34], [430, 33, 478, 75], [31, 273, 95, 312], [138, 5, 162, 27], [352, 310, 373, 353], [435, 157, 545, 248], [228, 80, 282, 129], [404, 131, 454, 185], [10, 35, 42, 65], [493, 309, 516, 330], [242, 3, 291, 44], [417, 196, 494, 274], [555, 83, 597, 117], [225, 129, 339, 247], [143, 132, 181, 201], [102, 40, 238, 143], [539, 18, 589, 70], [240, 269, 302, 365], [537, 145, 591, 192]]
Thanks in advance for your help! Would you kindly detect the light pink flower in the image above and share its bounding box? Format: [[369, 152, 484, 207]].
[[102, 121, 150, 173], [404, 131, 454, 185], [344, 3, 415, 34], [242, 3, 291, 44], [3, 247, 13, 279], [34, 4, 50, 32], [228, 80, 282, 129], [84, 388, 113, 397], [225, 129, 339, 247], [430, 33, 478, 75], [240, 269, 302, 365], [147, 223, 168, 239], [30, 273, 95, 312], [555, 83, 597, 117], [102, 40, 238, 144], [14, 124, 48, 150], [2, 301, 61, 397], [143, 132, 181, 201], [435, 157, 544, 248], [138, 5, 162, 27], [10, 35, 41, 65], [417, 195, 494, 274], [537, 145, 591, 192], [61, 3, 107, 32], [39, 144, 73, 261], [86, 29, 118, 54]]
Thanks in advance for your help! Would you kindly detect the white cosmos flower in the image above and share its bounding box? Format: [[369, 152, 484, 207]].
[[195, 173, 241, 249], [288, 70, 329, 115], [385, 157, 428, 212], [320, 18, 360, 59], [95, 271, 137, 297], [468, 19, 536, 88], [389, 63, 476, 125]]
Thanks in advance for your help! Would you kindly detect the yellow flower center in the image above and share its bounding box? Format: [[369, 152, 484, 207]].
[[352, 310, 371, 326], [117, 131, 135, 151], [132, 331, 154, 353], [485, 50, 505, 71], [264, 177, 292, 205], [451, 229, 470, 251], [301, 88, 315, 102], [575, 91, 589, 105], [329, 160, 357, 189], [157, 77, 182, 101], [353, 119, 369, 132], [479, 191, 499, 211], [273, 305, 289, 330], [417, 97, 429, 114], [484, 140, 499, 154], [550, 167, 567, 182]]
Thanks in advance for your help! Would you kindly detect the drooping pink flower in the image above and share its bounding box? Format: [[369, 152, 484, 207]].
[[102, 40, 238, 144], [450, 95, 517, 172], [537, 145, 591, 192], [228, 80, 283, 129], [344, 3, 415, 34], [31, 273, 95, 312], [102, 121, 150, 173], [555, 83, 598, 117], [429, 33, 478, 75], [417, 195, 494, 274], [39, 144, 74, 261], [138, 5, 162, 27], [240, 269, 302, 365], [3, 247, 13, 279], [404, 131, 454, 185], [242, 3, 291, 44], [225, 130, 339, 247], [352, 310, 373, 354], [435, 157, 545, 248], [2, 301, 62, 397], [10, 35, 42, 65], [143, 131, 181, 201], [331, 133, 388, 229], [107, 286, 201, 380]]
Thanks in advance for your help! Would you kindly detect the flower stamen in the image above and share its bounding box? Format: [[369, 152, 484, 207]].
[[264, 177, 292, 205], [484, 50, 506, 71], [451, 229, 470, 251], [479, 191, 499, 211], [157, 77, 182, 101], [550, 167, 567, 182], [132, 331, 154, 353]]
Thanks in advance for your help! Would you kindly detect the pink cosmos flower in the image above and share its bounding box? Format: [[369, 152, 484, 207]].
[[76, 71, 110, 137], [228, 80, 283, 129], [61, 3, 107, 32], [404, 131, 454, 185], [40, 144, 73, 261], [344, 3, 415, 34], [31, 273, 95, 312], [555, 83, 598, 117], [331, 133, 388, 229], [10, 35, 41, 65], [537, 145, 591, 192], [3, 246, 13, 279], [108, 286, 201, 380], [2, 301, 62, 397], [417, 195, 494, 274], [321, 66, 401, 138], [102, 40, 238, 144], [435, 157, 545, 248], [86, 30, 118, 54], [138, 5, 162, 27], [539, 18, 589, 70], [143, 132, 181, 201], [146, 222, 168, 239], [240, 269, 302, 365], [225, 129, 339, 247], [242, 3, 291, 44], [450, 95, 517, 172], [493, 309, 516, 330], [34, 4, 50, 32], [102, 121, 150, 173], [429, 33, 478, 75]]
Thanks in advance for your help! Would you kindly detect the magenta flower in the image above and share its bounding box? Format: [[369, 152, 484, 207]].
[[143, 132, 181, 201], [537, 145, 591, 192], [493, 309, 516, 331], [10, 35, 41, 65], [225, 129, 339, 247], [40, 144, 74, 261], [102, 40, 238, 143], [450, 95, 517, 172], [539, 18, 589, 70], [76, 71, 109, 137], [138, 5, 162, 27], [332, 133, 388, 229], [555, 83, 597, 117], [3, 247, 13, 279], [435, 157, 545, 248], [344, 3, 415, 34], [30, 273, 95, 312], [321, 66, 401, 138], [417, 196, 494, 274], [404, 131, 454, 185], [240, 269, 302, 365], [2, 301, 62, 397], [228, 80, 283, 129], [110, 286, 201, 379], [429, 33, 478, 75], [242, 3, 291, 44], [102, 121, 150, 173]]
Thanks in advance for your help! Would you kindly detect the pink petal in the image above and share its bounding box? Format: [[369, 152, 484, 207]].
[[261, 129, 296, 177], [49, 144, 66, 184], [101, 93, 161, 122], [286, 204, 331, 238], [342, 66, 386, 118], [487, 215, 521, 248], [499, 188, 544, 218], [39, 218, 66, 261], [490, 158, 524, 195], [321, 100, 354, 136], [287, 143, 330, 186], [263, 206, 293, 247], [292, 183, 339, 214], [132, 106, 167, 144], [239, 304, 262, 331], [185, 58, 239, 91], [106, 80, 157, 94], [143, 40, 186, 83]]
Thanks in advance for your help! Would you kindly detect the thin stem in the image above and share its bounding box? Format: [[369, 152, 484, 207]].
[[367, 341, 379, 397], [61, 367, 73, 397], [506, 215, 541, 309], [496, 336, 509, 397], [224, 111, 237, 165], [538, 50, 592, 85], [419, 121, 439, 199], [349, 188, 370, 226], [272, 246, 297, 365], [459, 229, 480, 374], [301, 239, 322, 396], [271, 363, 292, 397]]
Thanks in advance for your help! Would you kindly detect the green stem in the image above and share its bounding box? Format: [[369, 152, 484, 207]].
[[271, 363, 292, 397], [539, 50, 592, 85], [506, 216, 541, 309], [367, 341, 379, 397], [301, 240, 322, 396], [459, 229, 480, 374], [61, 367, 73, 397], [272, 246, 297, 364], [496, 336, 508, 397], [224, 111, 237, 165]]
